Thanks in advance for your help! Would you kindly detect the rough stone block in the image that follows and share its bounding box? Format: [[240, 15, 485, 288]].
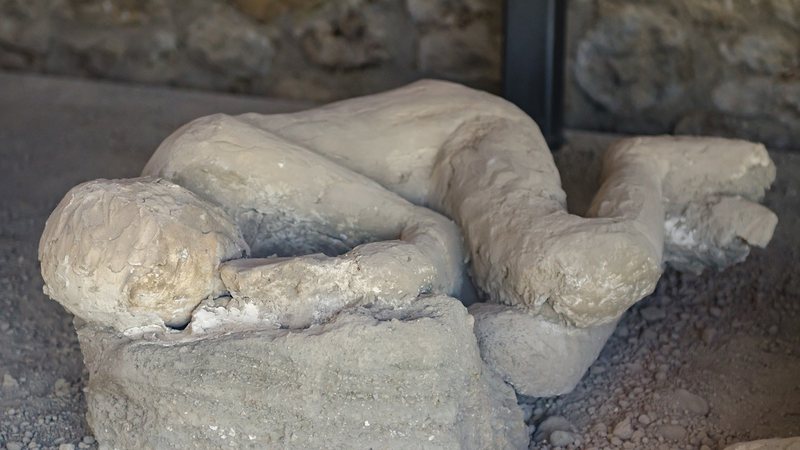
[[78, 296, 528, 449], [469, 303, 617, 397]]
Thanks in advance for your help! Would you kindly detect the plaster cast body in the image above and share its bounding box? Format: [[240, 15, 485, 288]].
[[146, 82, 775, 329], [604, 136, 777, 273], [38, 178, 248, 330], [37, 80, 780, 446], [139, 80, 776, 397], [221, 85, 666, 327], [144, 113, 467, 329], [138, 81, 775, 396]]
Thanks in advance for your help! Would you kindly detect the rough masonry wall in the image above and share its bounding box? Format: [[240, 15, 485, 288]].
[[566, 0, 800, 149], [1, 0, 798, 148], [0, 0, 502, 101]]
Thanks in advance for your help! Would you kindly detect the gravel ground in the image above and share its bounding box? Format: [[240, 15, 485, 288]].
[[1, 72, 798, 449]]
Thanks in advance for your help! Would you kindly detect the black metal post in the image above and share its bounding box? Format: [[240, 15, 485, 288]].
[[503, 0, 566, 149]]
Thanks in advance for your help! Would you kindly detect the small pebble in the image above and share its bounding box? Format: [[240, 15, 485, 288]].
[[641, 306, 666, 322], [657, 424, 687, 441], [54, 378, 71, 397], [612, 417, 634, 440], [642, 328, 658, 341], [671, 389, 709, 416], [638, 414, 651, 425], [702, 327, 717, 345], [534, 415, 573, 443], [6, 442, 24, 450], [549, 430, 577, 447], [3, 373, 19, 389], [58, 444, 75, 450], [590, 365, 606, 375]]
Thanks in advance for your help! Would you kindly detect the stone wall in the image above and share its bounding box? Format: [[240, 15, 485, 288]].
[[0, 0, 502, 101], [566, 0, 800, 149], [1, 0, 797, 148]]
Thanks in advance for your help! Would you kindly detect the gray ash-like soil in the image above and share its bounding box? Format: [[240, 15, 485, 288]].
[[1, 73, 798, 449]]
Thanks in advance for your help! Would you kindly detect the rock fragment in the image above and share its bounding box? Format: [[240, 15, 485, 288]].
[[2, 373, 18, 389], [53, 378, 70, 397], [612, 417, 634, 440], [533, 416, 574, 443], [657, 424, 688, 441], [549, 430, 578, 447], [669, 388, 710, 416], [641, 305, 666, 322]]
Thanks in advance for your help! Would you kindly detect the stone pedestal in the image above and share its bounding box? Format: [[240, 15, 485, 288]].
[[78, 296, 528, 449]]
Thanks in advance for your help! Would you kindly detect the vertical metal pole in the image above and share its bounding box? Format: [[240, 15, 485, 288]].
[[503, 0, 566, 149]]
